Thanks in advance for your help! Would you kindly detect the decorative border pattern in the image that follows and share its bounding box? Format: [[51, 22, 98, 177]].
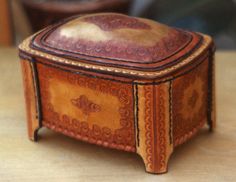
[[38, 63, 136, 152], [41, 26, 192, 65], [20, 53, 209, 86], [172, 57, 209, 146], [143, 84, 168, 172], [144, 85, 154, 171], [156, 85, 167, 171], [83, 14, 151, 31], [32, 13, 197, 68], [19, 34, 212, 78]]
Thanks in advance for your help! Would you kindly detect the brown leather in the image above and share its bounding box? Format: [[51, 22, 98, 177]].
[[31, 13, 202, 73], [19, 13, 216, 174], [20, 60, 40, 141], [37, 62, 135, 152]]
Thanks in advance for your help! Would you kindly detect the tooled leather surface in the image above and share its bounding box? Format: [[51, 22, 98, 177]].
[[83, 14, 151, 31], [71, 95, 101, 116], [30, 13, 202, 71], [143, 84, 168, 172], [44, 14, 191, 62], [37, 63, 136, 152], [143, 85, 154, 171], [172, 58, 209, 146]]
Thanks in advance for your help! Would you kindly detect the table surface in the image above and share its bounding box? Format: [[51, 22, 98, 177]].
[[0, 48, 235, 182]]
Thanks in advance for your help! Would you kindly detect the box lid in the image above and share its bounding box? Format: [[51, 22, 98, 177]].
[[19, 13, 213, 79]]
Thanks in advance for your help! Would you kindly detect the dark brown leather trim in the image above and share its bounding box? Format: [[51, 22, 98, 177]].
[[19, 48, 210, 85], [31, 31, 203, 71]]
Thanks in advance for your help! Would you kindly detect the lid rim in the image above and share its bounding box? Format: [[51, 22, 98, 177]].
[[19, 34, 212, 79], [29, 33, 204, 72]]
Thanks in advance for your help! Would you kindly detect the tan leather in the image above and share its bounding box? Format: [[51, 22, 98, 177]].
[[37, 63, 135, 152], [19, 13, 216, 174], [20, 60, 40, 141], [136, 83, 173, 173]]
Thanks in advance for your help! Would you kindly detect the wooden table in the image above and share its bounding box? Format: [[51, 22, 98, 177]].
[[0, 48, 236, 182]]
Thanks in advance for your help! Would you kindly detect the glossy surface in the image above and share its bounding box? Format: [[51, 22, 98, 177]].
[[30, 13, 204, 72], [44, 13, 190, 62]]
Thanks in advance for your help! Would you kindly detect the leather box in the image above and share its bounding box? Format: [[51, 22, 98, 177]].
[[19, 13, 216, 174]]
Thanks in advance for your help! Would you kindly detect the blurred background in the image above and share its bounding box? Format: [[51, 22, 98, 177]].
[[1, 0, 236, 49]]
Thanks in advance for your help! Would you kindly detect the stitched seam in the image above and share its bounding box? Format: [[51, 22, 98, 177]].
[[19, 51, 209, 86], [19, 35, 212, 77]]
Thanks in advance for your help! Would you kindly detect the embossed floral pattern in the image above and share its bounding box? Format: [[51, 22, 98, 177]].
[[172, 59, 209, 146], [37, 63, 135, 152]]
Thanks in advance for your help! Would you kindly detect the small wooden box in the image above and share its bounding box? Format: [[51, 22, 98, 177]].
[[19, 13, 216, 174]]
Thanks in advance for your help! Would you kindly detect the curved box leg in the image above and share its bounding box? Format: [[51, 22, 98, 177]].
[[135, 83, 173, 174], [20, 59, 41, 141]]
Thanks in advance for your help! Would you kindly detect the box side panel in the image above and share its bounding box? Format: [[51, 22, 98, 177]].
[[172, 55, 209, 147], [36, 62, 136, 152]]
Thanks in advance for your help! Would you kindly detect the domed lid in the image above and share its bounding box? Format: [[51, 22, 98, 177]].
[[20, 13, 212, 78]]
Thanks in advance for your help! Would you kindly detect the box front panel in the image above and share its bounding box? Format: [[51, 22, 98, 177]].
[[37, 63, 135, 152], [172, 57, 209, 146]]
